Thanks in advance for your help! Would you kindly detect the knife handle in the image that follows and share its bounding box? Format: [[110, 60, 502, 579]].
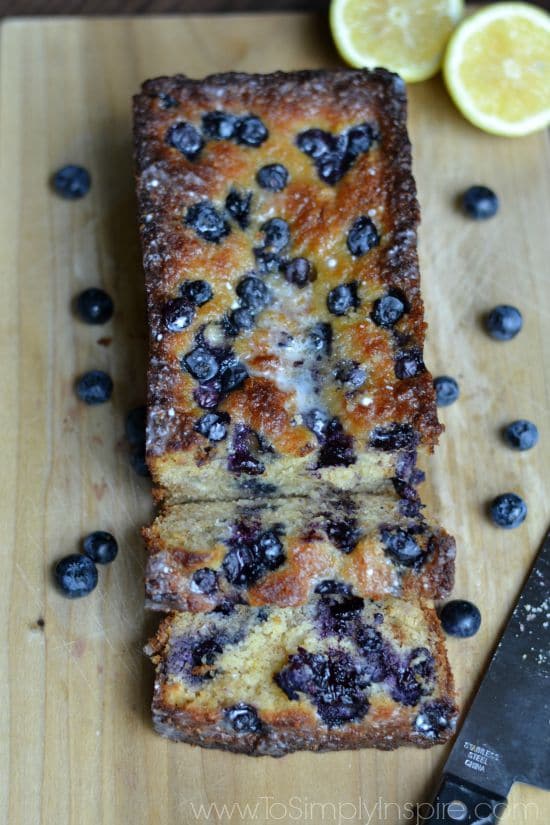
[[418, 773, 508, 824]]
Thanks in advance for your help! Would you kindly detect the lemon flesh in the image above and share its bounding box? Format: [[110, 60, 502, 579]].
[[331, 0, 464, 83], [444, 3, 550, 136]]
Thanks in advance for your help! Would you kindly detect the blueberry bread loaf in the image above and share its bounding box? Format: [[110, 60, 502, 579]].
[[144, 492, 455, 611], [145, 595, 458, 756], [133, 69, 442, 504]]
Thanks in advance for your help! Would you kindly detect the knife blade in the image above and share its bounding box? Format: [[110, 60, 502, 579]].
[[420, 526, 550, 824]]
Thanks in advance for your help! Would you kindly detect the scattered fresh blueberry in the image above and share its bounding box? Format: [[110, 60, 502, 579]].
[[503, 419, 539, 451], [380, 527, 424, 566], [462, 185, 499, 220], [394, 348, 425, 380], [434, 376, 460, 407], [180, 279, 213, 306], [347, 216, 380, 256], [52, 165, 91, 199], [485, 305, 522, 341], [490, 493, 527, 529], [371, 291, 407, 328], [82, 531, 118, 564], [201, 110, 237, 140], [54, 554, 98, 598], [439, 600, 481, 638], [183, 347, 219, 382], [307, 322, 332, 357], [185, 201, 230, 243], [195, 412, 230, 442], [162, 297, 195, 332], [225, 188, 252, 229], [190, 567, 218, 595], [224, 703, 262, 733], [260, 217, 290, 252], [236, 276, 271, 311], [284, 257, 315, 288], [165, 121, 204, 160], [369, 423, 417, 451], [256, 163, 289, 191], [125, 406, 146, 447], [75, 370, 113, 405], [327, 282, 359, 316], [76, 288, 114, 325], [235, 115, 268, 147]]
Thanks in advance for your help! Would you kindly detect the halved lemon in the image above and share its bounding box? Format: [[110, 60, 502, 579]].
[[444, 3, 550, 137], [330, 0, 464, 83]]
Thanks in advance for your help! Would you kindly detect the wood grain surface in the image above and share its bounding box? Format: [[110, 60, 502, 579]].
[[0, 13, 549, 825]]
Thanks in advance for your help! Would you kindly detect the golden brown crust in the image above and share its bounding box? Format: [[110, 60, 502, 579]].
[[133, 69, 442, 503]]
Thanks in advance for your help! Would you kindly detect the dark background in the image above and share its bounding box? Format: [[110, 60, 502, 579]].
[[4, 0, 550, 15]]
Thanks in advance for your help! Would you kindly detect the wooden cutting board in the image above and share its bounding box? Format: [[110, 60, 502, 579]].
[[1, 13, 548, 825]]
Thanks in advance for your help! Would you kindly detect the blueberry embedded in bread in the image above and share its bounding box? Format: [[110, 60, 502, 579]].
[[145, 598, 458, 756]]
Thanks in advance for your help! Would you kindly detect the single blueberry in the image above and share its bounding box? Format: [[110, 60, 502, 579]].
[[439, 600, 481, 638], [306, 322, 332, 357], [503, 419, 539, 451], [82, 531, 118, 564], [256, 163, 289, 192], [162, 297, 195, 332], [195, 412, 230, 442], [235, 115, 268, 147], [284, 257, 314, 288], [192, 639, 223, 668], [125, 406, 146, 447], [381, 527, 424, 566], [333, 360, 367, 390], [394, 348, 426, 380], [317, 418, 356, 468], [236, 276, 271, 311], [54, 554, 98, 598], [254, 250, 283, 274], [157, 93, 178, 109], [347, 216, 380, 257], [180, 279, 213, 307], [296, 129, 333, 159], [227, 425, 265, 476], [165, 121, 204, 160], [201, 110, 237, 140], [193, 381, 222, 410], [256, 530, 284, 569], [52, 165, 91, 199], [183, 347, 219, 382], [260, 217, 290, 252], [190, 567, 218, 595], [371, 291, 407, 328], [314, 580, 352, 595], [317, 151, 347, 185], [130, 445, 150, 478], [490, 493, 527, 529], [485, 305, 522, 341], [219, 357, 248, 393], [76, 288, 114, 324], [229, 308, 256, 334], [185, 201, 230, 243], [369, 423, 417, 451], [462, 185, 499, 220], [224, 703, 262, 733], [75, 370, 113, 405], [327, 282, 359, 316], [324, 517, 362, 554], [434, 376, 460, 407], [225, 188, 252, 229], [346, 122, 375, 158]]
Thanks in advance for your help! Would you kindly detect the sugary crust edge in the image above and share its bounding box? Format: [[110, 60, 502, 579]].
[[145, 604, 457, 757]]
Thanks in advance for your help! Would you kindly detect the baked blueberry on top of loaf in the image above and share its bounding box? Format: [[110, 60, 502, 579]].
[[144, 492, 455, 612], [133, 69, 442, 503], [145, 597, 457, 756]]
